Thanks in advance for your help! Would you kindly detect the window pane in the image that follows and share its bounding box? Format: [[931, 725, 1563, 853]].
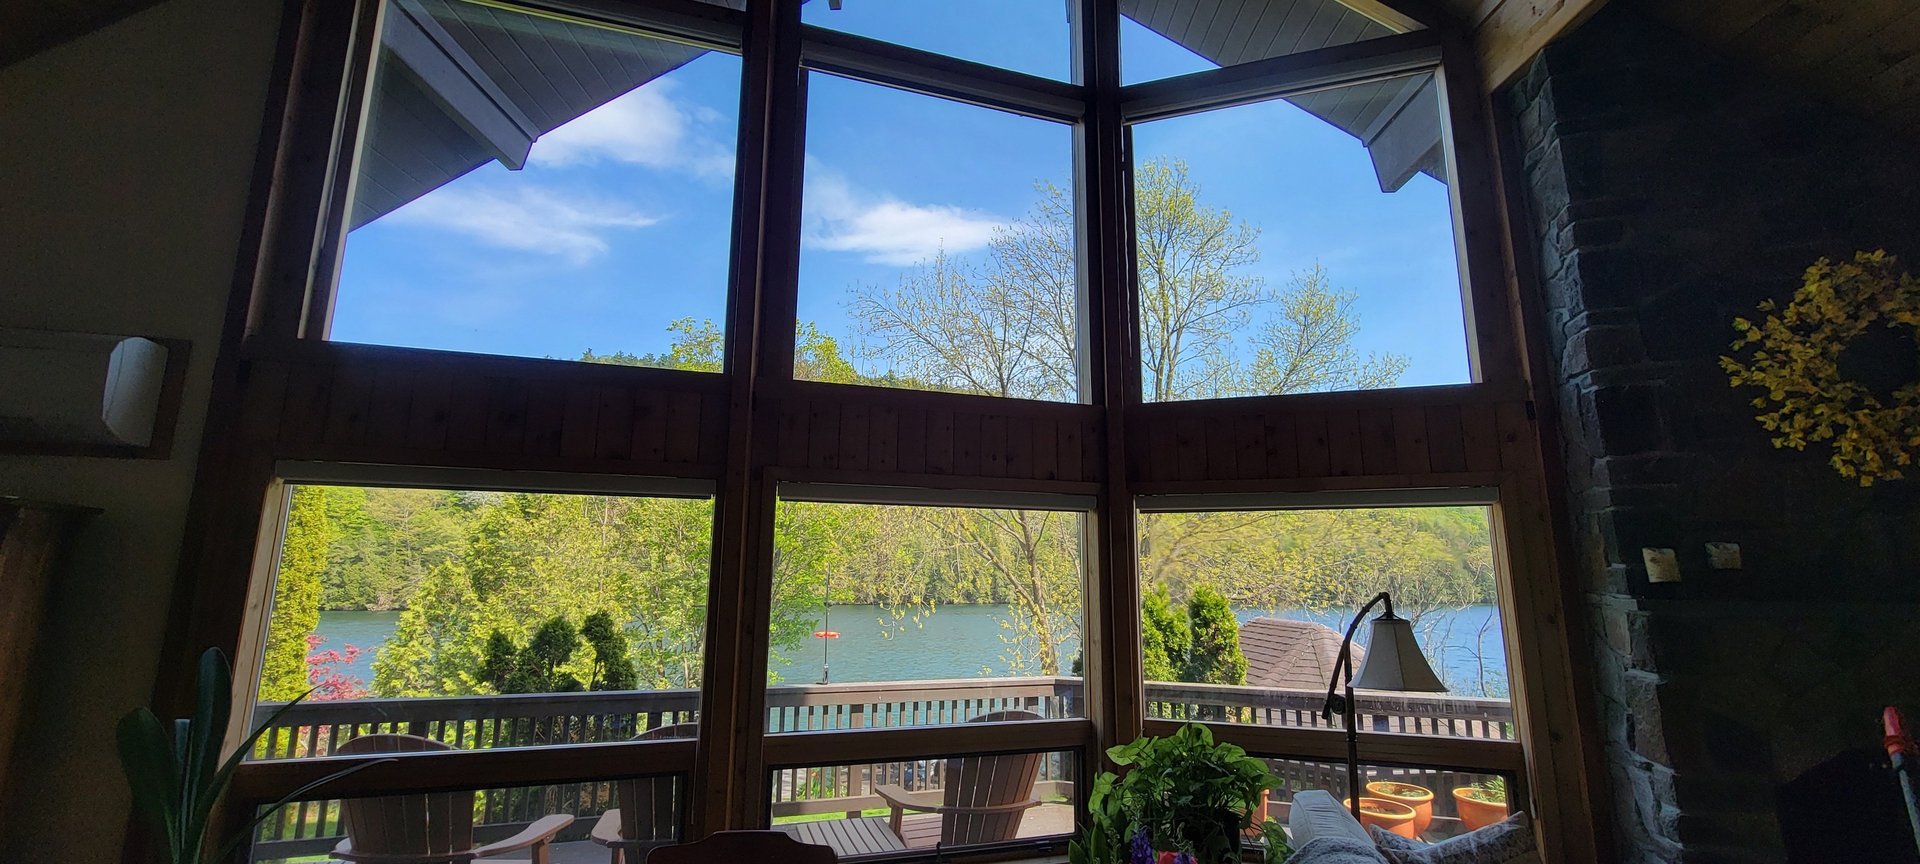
[[249, 770, 685, 863], [1137, 507, 1512, 736], [797, 74, 1080, 401], [1261, 759, 1513, 844], [767, 501, 1085, 728], [1122, 0, 1425, 85], [770, 751, 1080, 858], [332, 0, 739, 365], [802, 1, 1073, 81], [251, 485, 711, 751], [1130, 73, 1468, 401]]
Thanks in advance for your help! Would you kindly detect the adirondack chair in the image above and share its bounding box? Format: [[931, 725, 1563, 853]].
[[330, 734, 574, 864], [589, 723, 699, 864], [647, 830, 838, 864], [872, 709, 1046, 848]]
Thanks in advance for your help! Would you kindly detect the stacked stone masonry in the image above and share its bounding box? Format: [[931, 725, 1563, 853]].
[[1506, 4, 1920, 862]]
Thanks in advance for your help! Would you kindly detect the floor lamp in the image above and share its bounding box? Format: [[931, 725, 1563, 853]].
[[1322, 591, 1447, 820]]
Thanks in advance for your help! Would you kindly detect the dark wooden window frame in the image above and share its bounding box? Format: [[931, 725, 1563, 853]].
[[154, 0, 1607, 861]]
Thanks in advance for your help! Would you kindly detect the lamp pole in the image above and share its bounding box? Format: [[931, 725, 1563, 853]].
[[1324, 591, 1394, 820]]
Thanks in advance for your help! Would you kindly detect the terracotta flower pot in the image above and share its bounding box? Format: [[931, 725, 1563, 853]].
[[1452, 786, 1509, 831], [1344, 796, 1419, 839], [1367, 781, 1435, 835]]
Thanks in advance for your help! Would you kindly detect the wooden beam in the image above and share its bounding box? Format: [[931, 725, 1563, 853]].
[[762, 720, 1092, 768], [231, 738, 697, 802], [1461, 0, 1610, 89], [799, 25, 1086, 123]]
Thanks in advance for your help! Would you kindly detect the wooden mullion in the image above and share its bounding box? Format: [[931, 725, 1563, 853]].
[[1077, 0, 1145, 782], [1118, 29, 1440, 123], [695, 0, 803, 838]]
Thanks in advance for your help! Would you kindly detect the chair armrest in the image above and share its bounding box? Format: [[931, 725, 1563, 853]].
[[472, 813, 576, 857], [591, 810, 624, 846], [874, 785, 1042, 816], [332, 839, 478, 864], [874, 784, 942, 813]]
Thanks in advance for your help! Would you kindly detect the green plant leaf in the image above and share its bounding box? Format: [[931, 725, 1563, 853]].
[[178, 648, 233, 862], [117, 708, 183, 859]]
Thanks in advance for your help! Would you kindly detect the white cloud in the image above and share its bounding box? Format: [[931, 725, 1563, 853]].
[[529, 80, 734, 179], [803, 162, 1005, 266], [386, 185, 659, 265]]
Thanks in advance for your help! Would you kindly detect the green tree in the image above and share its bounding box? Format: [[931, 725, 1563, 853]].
[[1182, 586, 1246, 686], [260, 486, 330, 701], [1140, 585, 1192, 682], [523, 616, 584, 693], [582, 611, 636, 691]]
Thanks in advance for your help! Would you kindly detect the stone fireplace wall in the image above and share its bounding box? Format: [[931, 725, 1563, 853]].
[[1506, 5, 1920, 862]]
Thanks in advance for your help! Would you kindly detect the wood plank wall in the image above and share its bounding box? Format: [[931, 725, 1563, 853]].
[[243, 343, 730, 479], [233, 346, 1530, 499], [1127, 384, 1523, 491], [770, 382, 1102, 492]]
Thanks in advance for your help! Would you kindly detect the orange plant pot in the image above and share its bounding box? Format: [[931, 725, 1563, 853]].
[[1344, 797, 1419, 839], [1452, 787, 1509, 831], [1366, 781, 1434, 835]]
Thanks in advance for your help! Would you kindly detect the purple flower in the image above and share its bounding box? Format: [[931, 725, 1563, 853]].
[[1129, 829, 1154, 864], [1173, 854, 1195, 864]]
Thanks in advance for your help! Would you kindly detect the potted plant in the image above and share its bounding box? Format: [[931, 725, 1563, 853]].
[[1451, 778, 1509, 831], [1068, 723, 1290, 864], [1343, 797, 1419, 838], [118, 648, 387, 864], [1364, 780, 1434, 835]]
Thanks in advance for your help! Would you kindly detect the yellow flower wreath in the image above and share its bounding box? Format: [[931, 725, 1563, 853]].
[[1721, 251, 1920, 486]]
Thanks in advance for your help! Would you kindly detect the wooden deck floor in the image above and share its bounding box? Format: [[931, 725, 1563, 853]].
[[774, 803, 1075, 859], [536, 804, 1075, 863]]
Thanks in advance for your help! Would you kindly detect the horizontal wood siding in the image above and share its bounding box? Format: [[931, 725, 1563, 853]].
[[767, 384, 1103, 490], [1127, 386, 1527, 489], [246, 345, 729, 479]]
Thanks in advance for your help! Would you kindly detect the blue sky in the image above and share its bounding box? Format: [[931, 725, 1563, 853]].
[[333, 2, 1469, 390]]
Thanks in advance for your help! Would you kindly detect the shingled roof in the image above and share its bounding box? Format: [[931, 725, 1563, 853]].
[[1240, 617, 1363, 691]]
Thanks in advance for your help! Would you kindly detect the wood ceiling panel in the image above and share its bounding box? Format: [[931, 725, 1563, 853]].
[[1629, 0, 1920, 137]]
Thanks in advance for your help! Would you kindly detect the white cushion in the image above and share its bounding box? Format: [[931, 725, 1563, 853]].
[[1289, 790, 1372, 847], [1368, 812, 1541, 864]]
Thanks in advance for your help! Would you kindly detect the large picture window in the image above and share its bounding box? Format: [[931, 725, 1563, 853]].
[[795, 74, 1081, 401], [327, 0, 741, 365], [250, 478, 714, 756], [1136, 502, 1512, 738], [1128, 73, 1471, 401], [766, 494, 1088, 729], [209, 0, 1575, 858]]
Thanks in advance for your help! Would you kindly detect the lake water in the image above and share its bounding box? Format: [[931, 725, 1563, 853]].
[[313, 603, 1509, 697]]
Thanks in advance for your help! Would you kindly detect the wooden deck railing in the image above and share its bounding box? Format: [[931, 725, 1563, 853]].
[[245, 678, 1513, 860]]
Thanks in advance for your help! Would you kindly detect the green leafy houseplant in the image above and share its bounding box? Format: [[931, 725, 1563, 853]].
[[118, 648, 386, 864], [1069, 723, 1290, 864]]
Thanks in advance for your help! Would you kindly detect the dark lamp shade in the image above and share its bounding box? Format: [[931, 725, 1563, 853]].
[[1351, 615, 1447, 692]]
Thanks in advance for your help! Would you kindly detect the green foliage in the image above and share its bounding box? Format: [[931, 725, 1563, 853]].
[[1141, 585, 1191, 682], [261, 486, 328, 702], [582, 611, 637, 691], [119, 649, 382, 864], [371, 492, 717, 697], [1096, 724, 1283, 864], [1721, 250, 1920, 485], [1182, 586, 1246, 686]]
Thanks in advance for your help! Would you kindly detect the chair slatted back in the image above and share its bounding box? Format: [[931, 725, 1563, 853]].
[[616, 722, 698, 846], [648, 830, 838, 864], [335, 734, 471, 858], [941, 710, 1044, 846]]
